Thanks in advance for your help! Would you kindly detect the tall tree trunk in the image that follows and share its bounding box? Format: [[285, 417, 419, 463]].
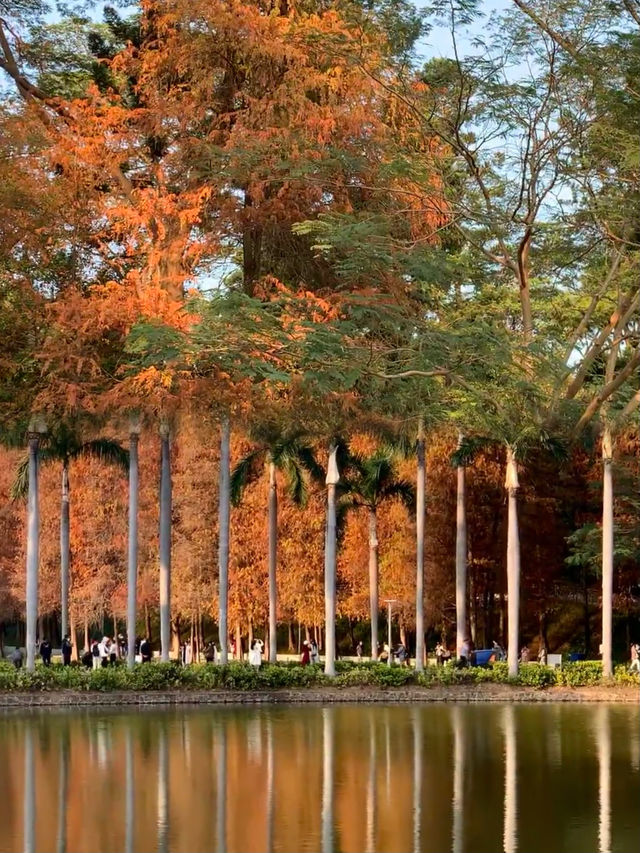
[[324, 446, 339, 677], [25, 432, 41, 671], [69, 611, 78, 661], [368, 508, 379, 661], [218, 418, 231, 664], [601, 426, 614, 678], [83, 616, 89, 652], [144, 601, 152, 643], [415, 419, 426, 671], [159, 423, 172, 662], [288, 623, 294, 652], [127, 426, 140, 668], [455, 435, 467, 659], [234, 622, 242, 661], [60, 460, 70, 641], [583, 566, 591, 656], [268, 460, 278, 663], [505, 446, 521, 678]]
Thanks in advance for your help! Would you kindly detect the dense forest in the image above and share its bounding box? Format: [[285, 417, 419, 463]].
[[0, 0, 638, 674]]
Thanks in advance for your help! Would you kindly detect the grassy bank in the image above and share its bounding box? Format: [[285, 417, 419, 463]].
[[0, 659, 638, 693]]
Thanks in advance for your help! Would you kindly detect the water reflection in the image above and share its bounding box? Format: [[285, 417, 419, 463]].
[[55, 731, 69, 853], [157, 723, 169, 853], [216, 720, 227, 853], [596, 706, 611, 853], [503, 705, 518, 853], [2, 704, 638, 853], [451, 705, 464, 853], [125, 727, 134, 853], [321, 708, 334, 853], [23, 727, 34, 853]]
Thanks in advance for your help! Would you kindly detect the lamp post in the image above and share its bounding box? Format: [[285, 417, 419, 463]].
[[383, 599, 396, 667]]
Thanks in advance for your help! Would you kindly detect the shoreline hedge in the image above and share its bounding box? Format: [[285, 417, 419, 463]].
[[0, 659, 638, 692]]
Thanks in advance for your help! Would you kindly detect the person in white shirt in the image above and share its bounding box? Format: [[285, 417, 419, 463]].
[[98, 637, 110, 668]]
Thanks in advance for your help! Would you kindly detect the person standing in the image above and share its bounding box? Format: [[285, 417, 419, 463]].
[[520, 646, 530, 663], [301, 640, 311, 666], [91, 639, 101, 670], [98, 636, 110, 668], [630, 642, 640, 673], [140, 637, 152, 663], [61, 635, 73, 666], [435, 642, 445, 666], [39, 639, 52, 666], [10, 646, 23, 669], [310, 639, 319, 665], [538, 644, 547, 666], [356, 640, 363, 660]]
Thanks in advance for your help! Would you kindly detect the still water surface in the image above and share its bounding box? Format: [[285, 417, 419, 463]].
[[0, 703, 638, 853]]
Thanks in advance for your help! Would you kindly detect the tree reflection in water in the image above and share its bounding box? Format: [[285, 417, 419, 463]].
[[2, 704, 638, 853], [596, 705, 611, 853], [503, 704, 518, 853]]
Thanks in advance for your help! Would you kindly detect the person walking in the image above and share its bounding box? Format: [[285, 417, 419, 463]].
[[61, 635, 73, 666], [39, 639, 52, 667], [520, 646, 530, 663], [301, 640, 311, 666], [10, 646, 23, 669], [538, 644, 548, 666], [356, 640, 363, 660], [630, 642, 640, 674]]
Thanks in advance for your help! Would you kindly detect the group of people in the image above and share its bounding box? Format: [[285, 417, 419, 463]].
[[300, 639, 320, 665]]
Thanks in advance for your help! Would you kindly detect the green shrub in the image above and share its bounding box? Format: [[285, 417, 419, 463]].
[[0, 657, 637, 692], [557, 661, 603, 687], [515, 663, 557, 688]]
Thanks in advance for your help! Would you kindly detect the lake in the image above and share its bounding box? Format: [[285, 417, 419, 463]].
[[0, 703, 638, 852]]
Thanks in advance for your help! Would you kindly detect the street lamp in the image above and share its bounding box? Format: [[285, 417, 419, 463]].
[[383, 599, 397, 668]]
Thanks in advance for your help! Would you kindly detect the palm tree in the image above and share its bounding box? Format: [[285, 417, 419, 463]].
[[340, 446, 415, 661], [12, 422, 129, 646], [231, 427, 322, 663]]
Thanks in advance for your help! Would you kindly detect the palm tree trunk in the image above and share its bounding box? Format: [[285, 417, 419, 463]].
[[368, 508, 379, 661], [455, 435, 467, 660], [601, 426, 614, 678], [159, 423, 172, 662], [69, 611, 78, 661], [127, 428, 140, 669], [415, 420, 426, 671], [60, 460, 70, 641], [268, 461, 278, 663], [25, 433, 41, 671], [324, 445, 339, 677], [505, 446, 521, 678], [218, 417, 231, 665]]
